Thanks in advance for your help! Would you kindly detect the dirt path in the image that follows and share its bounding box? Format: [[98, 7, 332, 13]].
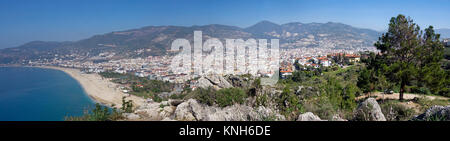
[[356, 92, 449, 113], [356, 92, 449, 101]]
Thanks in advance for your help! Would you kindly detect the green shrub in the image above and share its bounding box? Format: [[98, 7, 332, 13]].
[[132, 80, 174, 93], [65, 103, 123, 121], [187, 87, 247, 107], [380, 101, 415, 121], [99, 72, 125, 78], [342, 84, 358, 110], [153, 94, 164, 103], [299, 77, 358, 120], [277, 86, 304, 119], [216, 88, 247, 107], [302, 96, 336, 119], [169, 93, 187, 99], [416, 97, 450, 111], [121, 96, 134, 113], [191, 87, 216, 106]]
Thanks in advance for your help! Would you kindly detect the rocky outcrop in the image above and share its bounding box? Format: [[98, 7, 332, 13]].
[[295, 113, 347, 121], [128, 99, 285, 121], [413, 105, 450, 121], [123, 113, 141, 120], [160, 106, 176, 118], [133, 102, 163, 120], [203, 104, 257, 121], [226, 75, 254, 88], [227, 76, 246, 87], [174, 99, 285, 121], [173, 99, 198, 121], [353, 98, 386, 121], [197, 77, 215, 89], [196, 75, 232, 90], [206, 74, 233, 88], [297, 112, 323, 121]]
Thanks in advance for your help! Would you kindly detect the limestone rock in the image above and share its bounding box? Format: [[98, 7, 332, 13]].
[[197, 77, 215, 89], [173, 99, 285, 121], [297, 112, 323, 121], [413, 105, 450, 121], [134, 103, 163, 120], [159, 106, 176, 118], [123, 113, 141, 120], [196, 75, 232, 90], [205, 74, 232, 89], [174, 99, 197, 121], [227, 75, 251, 88], [353, 98, 386, 121]]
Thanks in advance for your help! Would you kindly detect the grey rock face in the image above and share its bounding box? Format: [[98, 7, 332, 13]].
[[413, 105, 450, 121], [205, 74, 233, 89], [353, 98, 386, 121], [174, 99, 197, 121], [206, 104, 256, 121], [123, 113, 141, 120], [197, 77, 215, 89], [226, 75, 254, 88], [297, 112, 323, 121], [173, 99, 285, 121], [126, 98, 286, 121], [228, 76, 245, 87], [159, 106, 176, 118], [196, 75, 233, 90], [134, 102, 163, 120]]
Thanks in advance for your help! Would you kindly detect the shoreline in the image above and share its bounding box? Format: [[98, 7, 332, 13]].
[[35, 66, 145, 108]]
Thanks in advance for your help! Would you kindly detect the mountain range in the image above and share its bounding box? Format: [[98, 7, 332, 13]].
[[0, 21, 383, 64]]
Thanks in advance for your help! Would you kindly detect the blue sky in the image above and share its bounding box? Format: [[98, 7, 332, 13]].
[[0, 0, 449, 48]]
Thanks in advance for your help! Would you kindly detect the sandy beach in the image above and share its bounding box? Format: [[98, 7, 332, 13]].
[[39, 66, 145, 108]]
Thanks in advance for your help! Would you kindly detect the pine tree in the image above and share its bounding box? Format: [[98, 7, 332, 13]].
[[374, 14, 446, 100]]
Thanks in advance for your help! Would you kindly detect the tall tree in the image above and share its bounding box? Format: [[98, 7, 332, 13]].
[[374, 14, 445, 100], [419, 26, 447, 95]]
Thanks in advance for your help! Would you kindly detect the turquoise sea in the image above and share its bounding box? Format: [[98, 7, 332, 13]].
[[0, 67, 95, 121]]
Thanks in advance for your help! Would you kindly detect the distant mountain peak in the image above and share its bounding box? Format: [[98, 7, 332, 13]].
[[245, 20, 281, 34], [248, 20, 280, 29], [255, 20, 279, 26]]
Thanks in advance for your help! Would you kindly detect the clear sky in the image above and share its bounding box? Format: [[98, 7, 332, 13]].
[[0, 0, 449, 48]]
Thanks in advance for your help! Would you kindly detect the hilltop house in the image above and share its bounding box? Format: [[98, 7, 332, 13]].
[[346, 54, 361, 63]]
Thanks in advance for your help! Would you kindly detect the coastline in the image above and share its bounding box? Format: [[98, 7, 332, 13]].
[[36, 66, 145, 108]]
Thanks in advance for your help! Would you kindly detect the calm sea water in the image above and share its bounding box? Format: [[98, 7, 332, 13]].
[[0, 67, 95, 121]]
